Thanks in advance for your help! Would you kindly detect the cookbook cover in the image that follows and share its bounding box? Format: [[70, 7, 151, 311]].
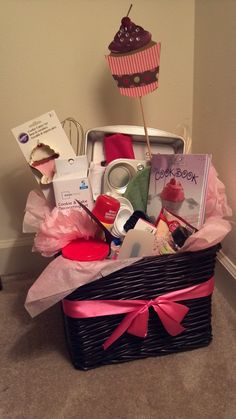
[[147, 154, 211, 228]]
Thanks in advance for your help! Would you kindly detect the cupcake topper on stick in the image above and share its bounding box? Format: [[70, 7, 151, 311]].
[[126, 3, 133, 17], [106, 7, 161, 158]]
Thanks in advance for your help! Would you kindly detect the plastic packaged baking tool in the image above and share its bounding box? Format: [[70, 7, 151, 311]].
[[118, 229, 155, 259]]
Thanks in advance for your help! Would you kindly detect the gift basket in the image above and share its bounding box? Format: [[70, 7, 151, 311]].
[[21, 120, 231, 370], [12, 9, 232, 370], [62, 245, 218, 370]]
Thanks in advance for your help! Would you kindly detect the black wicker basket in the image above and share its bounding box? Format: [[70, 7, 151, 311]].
[[62, 244, 219, 370]]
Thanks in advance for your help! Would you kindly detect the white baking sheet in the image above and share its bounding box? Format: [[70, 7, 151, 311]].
[[85, 125, 185, 164]]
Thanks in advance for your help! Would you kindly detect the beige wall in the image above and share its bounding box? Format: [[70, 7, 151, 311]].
[[0, 0, 194, 252], [193, 0, 236, 264], [1, 0, 235, 274], [0, 0, 194, 274]]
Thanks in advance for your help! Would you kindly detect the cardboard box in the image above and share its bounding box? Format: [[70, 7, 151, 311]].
[[53, 155, 94, 210]]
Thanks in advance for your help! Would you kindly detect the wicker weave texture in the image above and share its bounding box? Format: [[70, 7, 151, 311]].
[[63, 245, 219, 370]]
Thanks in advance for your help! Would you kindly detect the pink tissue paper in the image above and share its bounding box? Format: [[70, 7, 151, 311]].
[[24, 164, 232, 317]]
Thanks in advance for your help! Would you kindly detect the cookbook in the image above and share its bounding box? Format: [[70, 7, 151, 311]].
[[147, 154, 211, 228]]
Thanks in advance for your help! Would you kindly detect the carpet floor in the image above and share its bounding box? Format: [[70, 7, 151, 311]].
[[0, 272, 236, 419]]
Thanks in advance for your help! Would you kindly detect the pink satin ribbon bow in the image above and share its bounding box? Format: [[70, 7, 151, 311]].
[[62, 277, 214, 349]]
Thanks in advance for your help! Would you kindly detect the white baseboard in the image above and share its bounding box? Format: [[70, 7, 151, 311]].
[[0, 236, 34, 250], [215, 250, 236, 311], [217, 250, 236, 280], [0, 237, 51, 276]]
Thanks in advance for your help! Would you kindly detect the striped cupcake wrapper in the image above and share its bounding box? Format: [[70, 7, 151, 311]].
[[106, 42, 161, 97]]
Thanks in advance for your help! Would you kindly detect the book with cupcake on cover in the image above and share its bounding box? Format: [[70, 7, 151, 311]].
[[147, 154, 211, 229]]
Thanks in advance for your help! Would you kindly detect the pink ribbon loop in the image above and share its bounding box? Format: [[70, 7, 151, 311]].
[[62, 277, 214, 350]]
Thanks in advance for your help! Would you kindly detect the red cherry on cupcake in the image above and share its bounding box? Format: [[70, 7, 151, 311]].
[[121, 17, 131, 27], [108, 16, 152, 53]]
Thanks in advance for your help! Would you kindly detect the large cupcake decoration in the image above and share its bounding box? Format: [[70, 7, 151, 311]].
[[105, 8, 161, 158], [106, 15, 161, 98]]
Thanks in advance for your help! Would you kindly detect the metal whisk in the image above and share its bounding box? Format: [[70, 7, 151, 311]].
[[61, 117, 85, 156]]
